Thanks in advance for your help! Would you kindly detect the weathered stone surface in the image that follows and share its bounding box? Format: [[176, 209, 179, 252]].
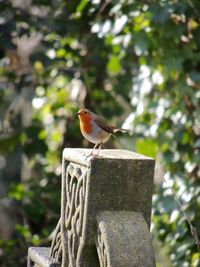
[[61, 149, 155, 267], [96, 211, 155, 267], [63, 149, 154, 227], [28, 148, 155, 267], [28, 247, 60, 267]]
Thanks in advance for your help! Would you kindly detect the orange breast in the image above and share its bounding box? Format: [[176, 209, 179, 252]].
[[79, 116, 92, 134]]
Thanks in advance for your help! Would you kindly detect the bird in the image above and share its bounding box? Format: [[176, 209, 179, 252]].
[[77, 108, 129, 156]]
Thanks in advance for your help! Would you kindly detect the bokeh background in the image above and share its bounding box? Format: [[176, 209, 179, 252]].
[[0, 0, 200, 266]]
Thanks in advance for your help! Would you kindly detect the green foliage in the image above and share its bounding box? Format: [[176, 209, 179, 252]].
[[0, 0, 199, 266]]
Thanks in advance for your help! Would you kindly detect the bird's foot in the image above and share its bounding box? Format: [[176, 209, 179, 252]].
[[83, 152, 94, 161], [84, 151, 102, 161]]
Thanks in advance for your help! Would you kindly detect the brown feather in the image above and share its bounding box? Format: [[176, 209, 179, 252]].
[[94, 117, 115, 133]]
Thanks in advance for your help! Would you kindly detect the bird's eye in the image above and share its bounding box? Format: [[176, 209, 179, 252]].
[[84, 111, 87, 114]]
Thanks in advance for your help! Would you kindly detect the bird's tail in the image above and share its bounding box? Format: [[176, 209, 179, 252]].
[[113, 128, 130, 133]]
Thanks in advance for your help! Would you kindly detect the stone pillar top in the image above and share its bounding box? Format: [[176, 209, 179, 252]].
[[63, 148, 153, 167]]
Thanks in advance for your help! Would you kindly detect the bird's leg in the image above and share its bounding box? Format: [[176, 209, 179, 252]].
[[85, 143, 98, 159], [96, 143, 103, 156], [85, 143, 103, 161], [90, 143, 98, 155]]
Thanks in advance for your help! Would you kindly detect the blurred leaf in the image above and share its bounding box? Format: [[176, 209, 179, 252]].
[[76, 0, 88, 14], [8, 183, 25, 201], [136, 138, 158, 157], [107, 55, 121, 75]]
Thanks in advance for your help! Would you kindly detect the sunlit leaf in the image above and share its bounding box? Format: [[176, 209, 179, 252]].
[[107, 55, 121, 75]]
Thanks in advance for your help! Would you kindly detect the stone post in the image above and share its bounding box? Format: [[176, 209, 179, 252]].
[[28, 148, 155, 267]]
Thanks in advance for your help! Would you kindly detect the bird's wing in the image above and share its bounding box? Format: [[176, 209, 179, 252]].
[[94, 116, 115, 134]]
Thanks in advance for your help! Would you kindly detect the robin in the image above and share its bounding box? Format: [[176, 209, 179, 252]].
[[77, 108, 129, 156]]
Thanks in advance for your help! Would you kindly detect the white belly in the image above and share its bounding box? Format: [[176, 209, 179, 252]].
[[82, 121, 111, 144]]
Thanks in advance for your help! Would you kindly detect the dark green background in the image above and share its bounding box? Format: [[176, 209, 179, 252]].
[[0, 0, 199, 266]]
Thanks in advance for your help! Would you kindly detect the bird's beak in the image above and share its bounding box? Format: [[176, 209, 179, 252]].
[[77, 111, 81, 115]]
